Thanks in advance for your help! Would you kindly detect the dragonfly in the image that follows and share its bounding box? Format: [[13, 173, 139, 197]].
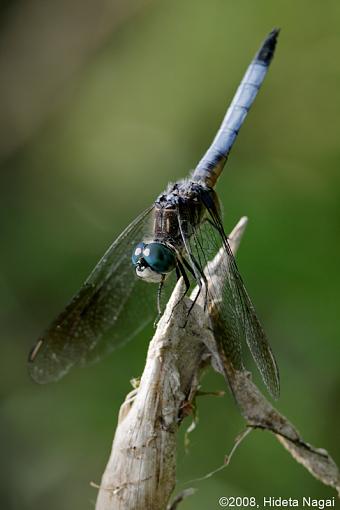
[[29, 29, 280, 399]]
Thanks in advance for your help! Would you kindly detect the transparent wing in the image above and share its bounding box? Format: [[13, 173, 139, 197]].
[[28, 206, 157, 383], [178, 195, 280, 399]]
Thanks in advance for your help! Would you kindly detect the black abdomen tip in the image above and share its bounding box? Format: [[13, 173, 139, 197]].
[[256, 28, 280, 65]]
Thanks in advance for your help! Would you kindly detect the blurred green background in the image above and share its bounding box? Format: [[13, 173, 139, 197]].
[[1, 0, 339, 508]]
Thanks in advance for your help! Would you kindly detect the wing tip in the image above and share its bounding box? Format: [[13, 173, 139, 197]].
[[28, 338, 44, 363], [268, 379, 280, 400], [28, 337, 63, 384], [266, 358, 281, 400]]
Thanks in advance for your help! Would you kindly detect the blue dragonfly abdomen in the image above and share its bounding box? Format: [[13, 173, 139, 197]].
[[192, 29, 279, 188]]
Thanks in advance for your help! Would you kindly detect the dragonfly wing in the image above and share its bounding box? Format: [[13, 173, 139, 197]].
[[177, 202, 244, 371], [178, 194, 280, 399], [28, 206, 157, 383]]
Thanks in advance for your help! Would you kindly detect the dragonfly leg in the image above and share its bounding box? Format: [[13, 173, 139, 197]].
[[164, 256, 204, 327], [185, 251, 209, 318], [177, 259, 191, 294], [154, 275, 166, 328], [165, 260, 191, 324]]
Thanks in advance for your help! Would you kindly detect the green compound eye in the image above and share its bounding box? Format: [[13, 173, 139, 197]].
[[142, 243, 176, 274], [131, 242, 146, 265]]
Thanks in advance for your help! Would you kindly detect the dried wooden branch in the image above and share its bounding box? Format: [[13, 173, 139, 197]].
[[95, 217, 340, 510], [95, 277, 211, 510]]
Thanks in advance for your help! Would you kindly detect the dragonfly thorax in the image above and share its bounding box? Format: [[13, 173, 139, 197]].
[[132, 242, 176, 283]]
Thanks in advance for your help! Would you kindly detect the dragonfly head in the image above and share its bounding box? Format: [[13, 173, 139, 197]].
[[132, 242, 176, 283]]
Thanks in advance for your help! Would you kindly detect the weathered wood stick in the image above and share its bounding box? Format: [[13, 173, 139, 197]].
[[95, 217, 339, 510]]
